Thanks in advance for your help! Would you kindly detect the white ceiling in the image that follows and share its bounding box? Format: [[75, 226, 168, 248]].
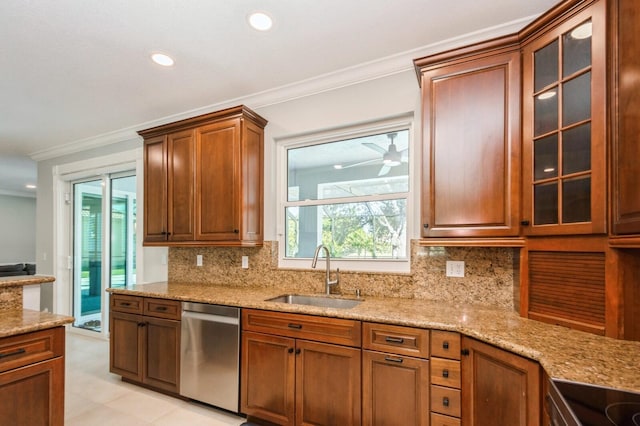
[[0, 0, 559, 195]]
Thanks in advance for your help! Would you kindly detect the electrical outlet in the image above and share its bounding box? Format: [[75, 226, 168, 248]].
[[446, 260, 465, 277], [196, 254, 203, 267], [241, 256, 249, 269]]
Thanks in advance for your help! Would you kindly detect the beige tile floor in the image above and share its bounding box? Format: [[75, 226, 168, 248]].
[[65, 331, 247, 425]]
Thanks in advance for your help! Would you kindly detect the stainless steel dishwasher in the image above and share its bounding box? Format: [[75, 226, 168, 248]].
[[180, 302, 240, 412]]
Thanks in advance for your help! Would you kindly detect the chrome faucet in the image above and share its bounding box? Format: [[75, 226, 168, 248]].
[[311, 244, 339, 295]]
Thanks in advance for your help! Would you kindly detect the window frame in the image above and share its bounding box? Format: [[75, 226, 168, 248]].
[[276, 113, 415, 273]]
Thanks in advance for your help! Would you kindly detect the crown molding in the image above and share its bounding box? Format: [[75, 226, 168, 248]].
[[30, 14, 537, 162]]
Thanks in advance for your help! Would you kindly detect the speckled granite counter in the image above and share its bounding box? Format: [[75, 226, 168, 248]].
[[0, 309, 74, 338], [0, 275, 73, 337], [0, 275, 56, 288], [107, 281, 640, 394]]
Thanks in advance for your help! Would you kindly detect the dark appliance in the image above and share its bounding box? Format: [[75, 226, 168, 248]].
[[548, 379, 640, 426]]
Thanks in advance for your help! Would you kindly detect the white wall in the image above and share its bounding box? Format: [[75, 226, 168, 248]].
[[35, 69, 421, 312], [0, 194, 36, 263]]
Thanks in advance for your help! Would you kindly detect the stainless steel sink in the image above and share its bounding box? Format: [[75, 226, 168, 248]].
[[266, 294, 362, 309]]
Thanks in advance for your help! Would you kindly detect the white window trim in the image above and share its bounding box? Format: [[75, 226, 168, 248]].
[[275, 112, 415, 273]]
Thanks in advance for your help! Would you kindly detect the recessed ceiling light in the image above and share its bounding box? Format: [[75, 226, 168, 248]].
[[151, 53, 175, 67], [538, 91, 556, 100], [570, 22, 592, 40], [333, 164, 343, 170], [25, 184, 36, 189], [248, 12, 273, 31]]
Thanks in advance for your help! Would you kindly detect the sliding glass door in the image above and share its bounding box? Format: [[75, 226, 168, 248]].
[[72, 173, 136, 332]]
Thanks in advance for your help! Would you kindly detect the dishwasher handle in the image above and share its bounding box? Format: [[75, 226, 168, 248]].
[[182, 310, 239, 325]]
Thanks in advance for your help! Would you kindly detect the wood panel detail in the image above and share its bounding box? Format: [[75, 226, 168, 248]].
[[528, 251, 605, 334]]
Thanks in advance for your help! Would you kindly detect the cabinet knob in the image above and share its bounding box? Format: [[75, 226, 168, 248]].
[[288, 348, 294, 354], [233, 229, 239, 234], [295, 349, 301, 355], [442, 369, 449, 378], [443, 397, 450, 407], [442, 341, 449, 349], [423, 223, 429, 229], [461, 348, 470, 356], [520, 220, 530, 226]]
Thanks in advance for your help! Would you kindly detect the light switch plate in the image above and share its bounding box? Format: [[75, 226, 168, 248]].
[[242, 256, 249, 269], [446, 260, 465, 277], [196, 254, 203, 267]]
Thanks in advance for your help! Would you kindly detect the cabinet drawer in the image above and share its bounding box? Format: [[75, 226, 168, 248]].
[[363, 322, 429, 358], [242, 309, 361, 347], [111, 294, 143, 314], [430, 357, 461, 389], [431, 412, 460, 426], [431, 385, 461, 418], [0, 327, 64, 373], [143, 298, 181, 320], [431, 331, 460, 360]]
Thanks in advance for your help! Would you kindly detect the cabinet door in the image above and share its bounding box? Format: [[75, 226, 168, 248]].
[[0, 357, 64, 426], [143, 136, 168, 242], [611, 0, 640, 235], [419, 44, 521, 237], [167, 129, 195, 241], [362, 350, 429, 426], [241, 331, 295, 425], [296, 339, 361, 426], [110, 311, 143, 382], [521, 1, 606, 235], [143, 316, 180, 393], [195, 119, 241, 241], [461, 337, 540, 426]]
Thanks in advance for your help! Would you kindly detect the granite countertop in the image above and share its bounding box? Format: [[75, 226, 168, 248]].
[[0, 309, 74, 338], [0, 275, 55, 288], [107, 281, 640, 394]]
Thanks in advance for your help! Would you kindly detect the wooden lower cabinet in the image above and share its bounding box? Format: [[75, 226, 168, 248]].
[[461, 337, 541, 426], [362, 322, 430, 426], [110, 295, 181, 394], [0, 327, 65, 426], [362, 350, 429, 426], [241, 309, 361, 425]]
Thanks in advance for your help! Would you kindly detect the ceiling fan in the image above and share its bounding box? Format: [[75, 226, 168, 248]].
[[335, 132, 407, 176]]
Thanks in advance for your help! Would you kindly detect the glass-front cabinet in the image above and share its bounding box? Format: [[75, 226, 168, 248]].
[[522, 0, 606, 235]]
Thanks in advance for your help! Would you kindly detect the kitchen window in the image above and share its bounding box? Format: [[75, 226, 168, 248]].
[[278, 115, 414, 272]]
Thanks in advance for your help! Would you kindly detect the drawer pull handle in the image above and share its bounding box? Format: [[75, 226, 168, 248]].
[[120, 302, 131, 307], [384, 356, 404, 363], [385, 336, 404, 344], [443, 341, 449, 349], [443, 397, 450, 407], [0, 348, 26, 359], [155, 306, 168, 311], [442, 369, 449, 378], [288, 323, 302, 329]]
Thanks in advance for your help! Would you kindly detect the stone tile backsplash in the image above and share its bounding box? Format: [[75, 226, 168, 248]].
[[168, 240, 518, 310]]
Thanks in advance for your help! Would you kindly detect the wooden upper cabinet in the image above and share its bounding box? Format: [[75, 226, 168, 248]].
[[611, 0, 640, 236], [139, 105, 267, 247], [168, 130, 195, 241], [415, 36, 521, 238], [521, 0, 607, 236], [143, 136, 168, 242]]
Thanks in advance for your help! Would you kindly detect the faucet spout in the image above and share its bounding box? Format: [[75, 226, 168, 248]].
[[311, 244, 339, 295]]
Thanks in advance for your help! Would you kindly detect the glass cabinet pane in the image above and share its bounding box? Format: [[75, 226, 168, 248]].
[[562, 123, 591, 175], [534, 40, 559, 92], [534, 134, 558, 180], [534, 182, 558, 225], [562, 72, 591, 126], [563, 21, 592, 77], [535, 89, 559, 136], [563, 177, 591, 223]]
